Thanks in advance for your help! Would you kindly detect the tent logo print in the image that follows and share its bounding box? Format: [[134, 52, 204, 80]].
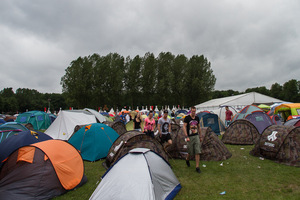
[[267, 131, 278, 142]]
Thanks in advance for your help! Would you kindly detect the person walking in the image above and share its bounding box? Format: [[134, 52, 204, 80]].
[[133, 112, 143, 132], [183, 106, 201, 173], [143, 110, 156, 138], [158, 110, 172, 146], [225, 106, 233, 127]]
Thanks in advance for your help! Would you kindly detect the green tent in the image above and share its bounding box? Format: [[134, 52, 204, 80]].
[[16, 111, 51, 130]]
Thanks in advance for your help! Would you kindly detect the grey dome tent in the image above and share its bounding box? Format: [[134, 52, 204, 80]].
[[90, 148, 181, 200]]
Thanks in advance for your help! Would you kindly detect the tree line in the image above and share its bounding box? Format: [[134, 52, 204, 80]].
[[0, 51, 299, 114], [60, 52, 216, 111]]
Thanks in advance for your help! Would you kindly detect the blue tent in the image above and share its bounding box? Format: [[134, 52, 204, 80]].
[[0, 122, 29, 143], [68, 123, 119, 161], [197, 112, 225, 135], [0, 130, 53, 166]]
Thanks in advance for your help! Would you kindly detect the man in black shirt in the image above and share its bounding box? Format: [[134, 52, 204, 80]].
[[183, 106, 201, 173]]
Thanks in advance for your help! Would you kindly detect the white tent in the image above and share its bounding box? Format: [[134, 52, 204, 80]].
[[84, 108, 106, 123], [89, 148, 181, 200], [45, 110, 98, 140], [195, 92, 283, 112]]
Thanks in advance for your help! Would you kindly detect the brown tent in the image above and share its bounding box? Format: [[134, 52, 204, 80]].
[[222, 119, 260, 145], [0, 140, 87, 199], [167, 126, 231, 161], [103, 121, 127, 135], [105, 130, 168, 168], [250, 125, 300, 167]]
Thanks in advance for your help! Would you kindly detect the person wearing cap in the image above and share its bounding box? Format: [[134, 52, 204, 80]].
[[183, 106, 201, 173], [158, 110, 172, 146]]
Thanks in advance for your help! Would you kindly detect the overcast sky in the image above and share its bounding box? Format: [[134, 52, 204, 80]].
[[1, 0, 299, 94]]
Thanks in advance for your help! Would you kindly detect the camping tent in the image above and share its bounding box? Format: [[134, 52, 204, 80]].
[[222, 119, 260, 145], [232, 105, 273, 134], [250, 125, 300, 167], [45, 110, 99, 140], [0, 130, 52, 165], [103, 121, 127, 135], [84, 108, 106, 123], [195, 92, 283, 111], [105, 130, 168, 168], [16, 110, 51, 130], [284, 118, 300, 127], [68, 123, 119, 161], [0, 140, 87, 199], [90, 148, 181, 200], [0, 122, 28, 143], [197, 112, 226, 135], [168, 126, 232, 161]]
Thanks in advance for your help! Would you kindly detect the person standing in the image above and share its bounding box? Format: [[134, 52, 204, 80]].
[[183, 106, 201, 173], [120, 112, 126, 124], [225, 106, 233, 127], [143, 110, 156, 138], [158, 110, 172, 146], [133, 112, 143, 132]]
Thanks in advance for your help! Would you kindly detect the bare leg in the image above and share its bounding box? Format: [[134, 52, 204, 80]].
[[195, 154, 200, 168]]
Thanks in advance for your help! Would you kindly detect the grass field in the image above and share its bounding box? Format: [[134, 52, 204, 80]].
[[54, 144, 300, 200]]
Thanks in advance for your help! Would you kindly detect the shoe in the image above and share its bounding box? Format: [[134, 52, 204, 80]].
[[186, 160, 190, 167], [196, 167, 201, 173]]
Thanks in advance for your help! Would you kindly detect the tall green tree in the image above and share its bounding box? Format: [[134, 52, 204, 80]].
[[282, 79, 300, 102], [184, 55, 216, 107], [0, 88, 18, 113], [124, 55, 142, 109], [61, 56, 94, 108], [141, 52, 156, 107], [270, 83, 283, 100], [155, 52, 174, 106], [170, 54, 188, 107]]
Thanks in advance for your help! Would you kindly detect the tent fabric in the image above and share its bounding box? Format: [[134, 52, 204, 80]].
[[68, 123, 119, 161], [0, 140, 87, 199], [231, 105, 273, 134], [197, 112, 226, 135], [244, 112, 273, 134], [195, 92, 283, 111], [284, 118, 300, 127], [90, 148, 181, 200], [250, 125, 300, 167], [45, 110, 98, 140], [167, 126, 231, 161], [105, 130, 168, 168], [16, 110, 51, 130], [84, 108, 106, 123], [0, 130, 52, 165], [0, 122, 29, 143], [232, 105, 263, 121], [271, 115, 283, 125], [222, 119, 260, 145], [103, 121, 127, 135], [32, 140, 85, 190]]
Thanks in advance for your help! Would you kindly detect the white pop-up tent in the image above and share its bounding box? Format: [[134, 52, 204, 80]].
[[45, 110, 100, 140], [89, 148, 181, 200]]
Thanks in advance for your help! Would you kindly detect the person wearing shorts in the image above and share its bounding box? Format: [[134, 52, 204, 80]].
[[183, 106, 202, 173], [158, 110, 172, 146]]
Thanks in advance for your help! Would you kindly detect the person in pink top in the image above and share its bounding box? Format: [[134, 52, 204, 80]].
[[143, 110, 156, 138], [225, 106, 233, 127]]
